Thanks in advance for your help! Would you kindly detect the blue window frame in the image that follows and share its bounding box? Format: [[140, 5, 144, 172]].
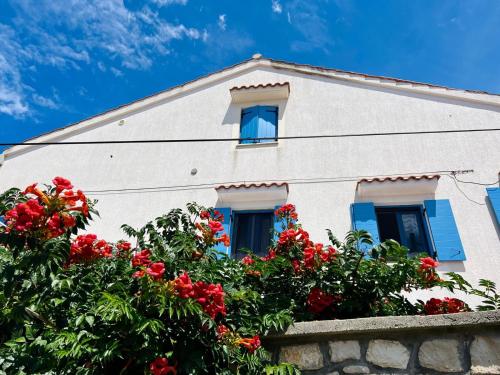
[[232, 210, 274, 258], [375, 206, 432, 255], [240, 106, 278, 144]]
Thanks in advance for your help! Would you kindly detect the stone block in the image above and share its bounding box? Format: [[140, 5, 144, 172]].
[[366, 340, 410, 369], [470, 335, 500, 374], [279, 343, 323, 370], [343, 365, 370, 374], [418, 339, 462, 373], [329, 340, 361, 362]]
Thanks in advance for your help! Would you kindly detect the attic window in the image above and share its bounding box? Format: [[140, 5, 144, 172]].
[[230, 82, 290, 103]]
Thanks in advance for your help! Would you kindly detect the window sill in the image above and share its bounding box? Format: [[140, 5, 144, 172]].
[[235, 142, 278, 150]]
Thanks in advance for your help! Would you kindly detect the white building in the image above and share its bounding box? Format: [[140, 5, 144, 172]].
[[1, 56, 499, 302]]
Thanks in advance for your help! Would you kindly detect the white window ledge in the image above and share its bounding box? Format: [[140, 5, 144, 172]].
[[235, 141, 278, 149]]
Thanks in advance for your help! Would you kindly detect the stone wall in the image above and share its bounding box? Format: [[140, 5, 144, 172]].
[[265, 310, 500, 374]]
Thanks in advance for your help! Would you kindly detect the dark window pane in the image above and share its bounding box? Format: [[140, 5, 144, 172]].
[[376, 210, 401, 243], [375, 206, 430, 255], [234, 211, 274, 258]]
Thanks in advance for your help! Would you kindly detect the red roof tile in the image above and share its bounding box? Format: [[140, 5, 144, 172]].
[[229, 82, 290, 92], [215, 182, 289, 192], [358, 175, 440, 185]]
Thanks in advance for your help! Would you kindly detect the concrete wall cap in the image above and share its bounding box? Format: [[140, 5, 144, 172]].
[[266, 310, 500, 341]]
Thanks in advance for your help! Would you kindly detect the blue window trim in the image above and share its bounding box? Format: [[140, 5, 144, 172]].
[[375, 204, 435, 257], [239, 105, 278, 144], [231, 209, 274, 258]]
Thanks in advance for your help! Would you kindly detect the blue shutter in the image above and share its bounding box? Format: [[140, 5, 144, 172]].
[[240, 107, 259, 144], [258, 106, 278, 143], [214, 207, 232, 258], [424, 200, 465, 261], [351, 202, 380, 252], [487, 188, 500, 227]]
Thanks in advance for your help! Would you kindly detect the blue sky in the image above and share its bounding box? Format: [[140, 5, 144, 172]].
[[1, 0, 500, 148]]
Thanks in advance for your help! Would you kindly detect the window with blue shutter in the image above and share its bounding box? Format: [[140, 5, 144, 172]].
[[240, 106, 278, 144], [351, 202, 380, 253], [424, 199, 466, 261], [487, 188, 500, 227], [214, 207, 232, 258]]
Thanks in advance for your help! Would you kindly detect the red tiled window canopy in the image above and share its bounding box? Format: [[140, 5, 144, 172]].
[[215, 182, 289, 204], [356, 175, 440, 197], [229, 82, 290, 103]]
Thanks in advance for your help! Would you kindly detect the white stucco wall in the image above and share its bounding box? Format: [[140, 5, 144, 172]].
[[1, 61, 499, 305]]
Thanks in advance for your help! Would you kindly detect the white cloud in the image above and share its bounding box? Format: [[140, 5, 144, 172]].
[[1, 0, 207, 117], [32, 93, 60, 109], [287, 0, 333, 53], [0, 25, 29, 117], [218, 14, 227, 31], [152, 0, 188, 6], [110, 67, 124, 77], [272, 0, 283, 14]]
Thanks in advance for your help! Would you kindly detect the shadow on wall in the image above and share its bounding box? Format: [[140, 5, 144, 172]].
[[486, 195, 500, 241]]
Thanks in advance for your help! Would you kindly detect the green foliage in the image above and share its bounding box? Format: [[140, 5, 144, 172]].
[[0, 181, 496, 374]]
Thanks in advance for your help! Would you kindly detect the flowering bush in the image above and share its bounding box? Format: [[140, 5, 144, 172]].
[[0, 178, 498, 374]]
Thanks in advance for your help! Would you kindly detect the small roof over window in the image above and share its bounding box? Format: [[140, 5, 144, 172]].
[[215, 182, 288, 204], [229, 82, 290, 103], [356, 175, 440, 198]]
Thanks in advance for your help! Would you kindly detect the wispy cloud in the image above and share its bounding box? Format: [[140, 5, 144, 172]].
[[286, 0, 334, 53], [272, 0, 283, 14], [0, 0, 207, 117], [32, 93, 60, 110], [152, 0, 188, 6], [218, 14, 227, 31]]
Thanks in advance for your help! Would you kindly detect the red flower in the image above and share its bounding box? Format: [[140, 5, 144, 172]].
[[241, 255, 254, 265], [173, 272, 195, 299], [4, 199, 45, 233], [132, 250, 151, 267], [52, 177, 73, 193], [420, 257, 439, 270], [68, 234, 112, 264], [291, 259, 301, 274], [200, 210, 210, 220], [303, 246, 316, 269], [133, 270, 146, 278], [261, 249, 276, 261], [149, 357, 177, 375], [320, 246, 336, 263], [275, 204, 298, 220], [424, 297, 467, 315], [117, 241, 132, 253], [217, 233, 230, 247], [237, 336, 261, 353], [277, 228, 311, 251], [307, 288, 339, 315], [207, 220, 224, 234], [146, 262, 165, 281], [192, 281, 226, 319], [216, 324, 230, 339]]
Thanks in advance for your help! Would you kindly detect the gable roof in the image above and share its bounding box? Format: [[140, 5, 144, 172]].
[[4, 55, 500, 158]]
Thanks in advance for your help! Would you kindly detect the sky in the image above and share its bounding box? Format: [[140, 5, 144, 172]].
[[1, 0, 500, 149]]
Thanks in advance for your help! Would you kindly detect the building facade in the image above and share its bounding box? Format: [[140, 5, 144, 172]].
[[1, 56, 499, 303]]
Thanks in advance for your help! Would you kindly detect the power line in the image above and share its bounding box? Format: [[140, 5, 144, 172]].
[[2, 127, 500, 146], [451, 175, 499, 186], [446, 174, 486, 206], [84, 169, 455, 194]]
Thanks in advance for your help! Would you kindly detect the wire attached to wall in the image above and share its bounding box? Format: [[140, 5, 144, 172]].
[[2, 127, 500, 147]]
